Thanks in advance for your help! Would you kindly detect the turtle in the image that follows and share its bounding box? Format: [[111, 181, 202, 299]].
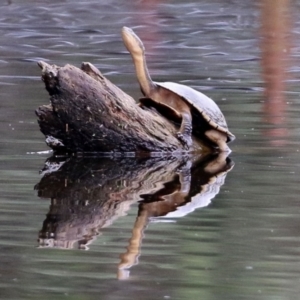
[[121, 26, 235, 151]]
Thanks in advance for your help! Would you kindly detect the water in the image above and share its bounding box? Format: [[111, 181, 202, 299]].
[[1, 0, 300, 299]]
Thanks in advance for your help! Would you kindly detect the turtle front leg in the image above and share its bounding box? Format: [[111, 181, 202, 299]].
[[177, 111, 193, 149]]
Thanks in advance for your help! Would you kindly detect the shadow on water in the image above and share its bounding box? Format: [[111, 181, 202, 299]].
[[35, 153, 234, 280]]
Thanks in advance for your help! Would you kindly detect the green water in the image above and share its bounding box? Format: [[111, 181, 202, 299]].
[[1, 0, 300, 299]]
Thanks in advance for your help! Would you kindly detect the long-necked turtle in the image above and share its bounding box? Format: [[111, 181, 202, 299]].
[[121, 26, 235, 151]]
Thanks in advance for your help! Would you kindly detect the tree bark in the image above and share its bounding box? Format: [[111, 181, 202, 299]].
[[36, 61, 207, 154]]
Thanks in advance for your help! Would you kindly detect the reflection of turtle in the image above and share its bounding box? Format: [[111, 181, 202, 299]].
[[138, 152, 234, 219], [156, 154, 234, 219], [118, 153, 234, 279], [122, 27, 235, 151]]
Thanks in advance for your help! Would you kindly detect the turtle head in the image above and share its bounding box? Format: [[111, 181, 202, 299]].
[[122, 26, 154, 95], [122, 27, 145, 57]]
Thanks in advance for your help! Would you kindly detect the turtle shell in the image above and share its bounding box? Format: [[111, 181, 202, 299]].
[[154, 81, 235, 142]]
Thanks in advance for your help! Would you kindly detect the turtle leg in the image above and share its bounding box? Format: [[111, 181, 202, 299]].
[[177, 158, 192, 193], [205, 129, 230, 152], [177, 111, 193, 149]]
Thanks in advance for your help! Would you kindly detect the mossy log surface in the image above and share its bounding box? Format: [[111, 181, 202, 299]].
[[36, 61, 206, 154]]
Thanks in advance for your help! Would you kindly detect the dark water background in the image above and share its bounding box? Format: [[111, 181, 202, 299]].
[[1, 0, 300, 299]]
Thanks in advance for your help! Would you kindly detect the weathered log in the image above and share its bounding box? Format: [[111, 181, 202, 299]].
[[36, 61, 208, 154]]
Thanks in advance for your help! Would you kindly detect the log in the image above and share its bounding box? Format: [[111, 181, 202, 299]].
[[36, 61, 208, 154]]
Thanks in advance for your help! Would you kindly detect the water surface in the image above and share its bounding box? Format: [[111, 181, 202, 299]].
[[1, 0, 300, 299]]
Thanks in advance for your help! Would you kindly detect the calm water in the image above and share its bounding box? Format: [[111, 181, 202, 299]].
[[1, 0, 300, 299]]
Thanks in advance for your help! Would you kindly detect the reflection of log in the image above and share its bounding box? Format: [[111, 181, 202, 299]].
[[36, 62, 206, 153], [36, 156, 188, 249]]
